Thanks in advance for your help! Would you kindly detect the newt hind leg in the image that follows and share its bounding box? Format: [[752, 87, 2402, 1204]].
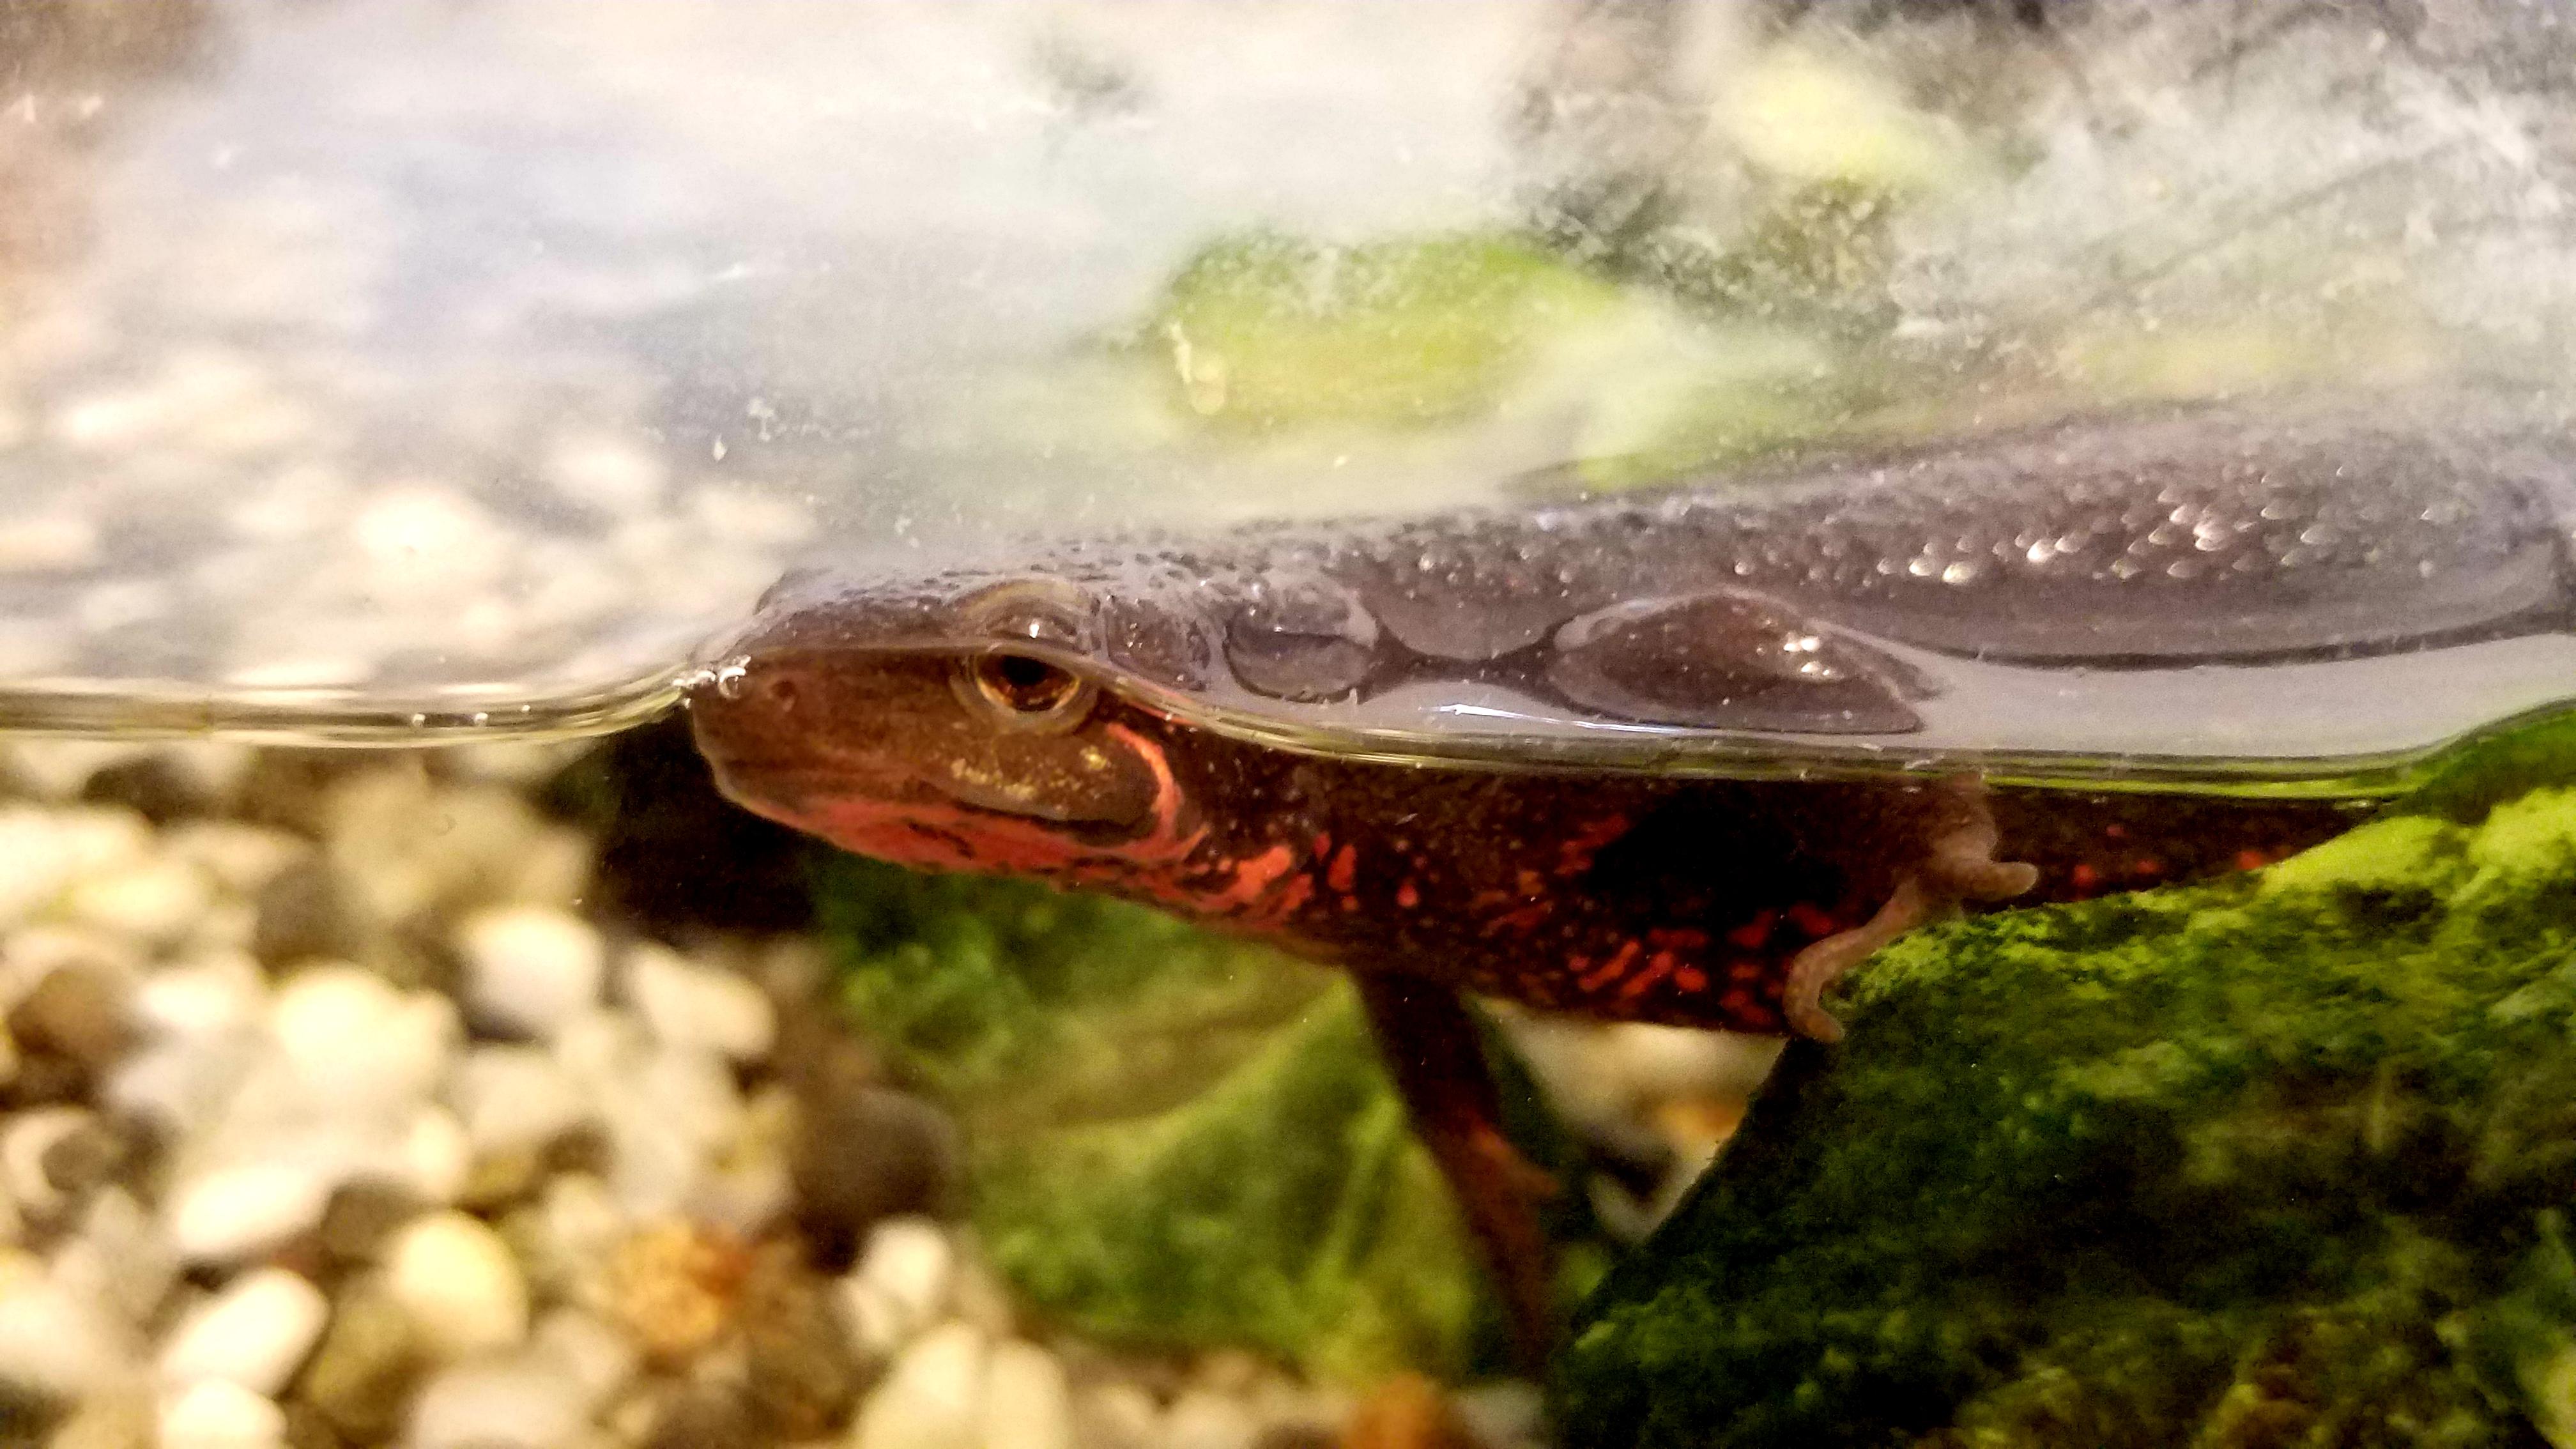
[[1354, 972, 1560, 1372], [1783, 775, 2039, 1043]]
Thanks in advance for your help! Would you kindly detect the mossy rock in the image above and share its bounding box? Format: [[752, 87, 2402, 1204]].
[[1557, 722, 2576, 1448]]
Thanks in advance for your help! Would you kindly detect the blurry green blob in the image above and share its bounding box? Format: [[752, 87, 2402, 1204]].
[[1627, 183, 1902, 330], [1556, 721, 2576, 1447], [1149, 231, 1621, 431], [1712, 45, 1982, 194], [811, 854, 1594, 1383]]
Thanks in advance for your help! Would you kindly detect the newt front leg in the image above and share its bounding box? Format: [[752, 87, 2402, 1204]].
[[1354, 972, 1562, 1372], [1784, 776, 2040, 1042]]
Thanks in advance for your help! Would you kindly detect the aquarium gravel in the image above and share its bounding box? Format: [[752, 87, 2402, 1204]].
[[0, 736, 1762, 1449]]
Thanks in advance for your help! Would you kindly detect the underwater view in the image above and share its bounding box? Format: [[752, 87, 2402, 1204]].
[[12, 1, 2576, 1446]]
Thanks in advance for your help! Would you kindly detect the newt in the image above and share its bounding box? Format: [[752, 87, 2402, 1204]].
[[686, 397, 2576, 1365]]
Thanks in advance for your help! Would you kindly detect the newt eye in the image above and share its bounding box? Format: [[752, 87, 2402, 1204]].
[[956, 651, 1097, 732]]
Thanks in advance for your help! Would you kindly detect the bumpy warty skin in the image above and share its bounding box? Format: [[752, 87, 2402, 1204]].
[[715, 399, 2576, 772]]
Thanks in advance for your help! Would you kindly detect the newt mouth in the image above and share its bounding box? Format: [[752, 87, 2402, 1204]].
[[700, 747, 1163, 854], [697, 751, 903, 817]]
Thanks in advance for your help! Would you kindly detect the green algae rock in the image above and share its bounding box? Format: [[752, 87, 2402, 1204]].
[[811, 853, 1594, 1384], [1151, 231, 1621, 433], [1557, 726, 2576, 1448]]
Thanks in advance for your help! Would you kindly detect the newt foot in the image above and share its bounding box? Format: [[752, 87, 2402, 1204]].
[[1784, 777, 2039, 1043]]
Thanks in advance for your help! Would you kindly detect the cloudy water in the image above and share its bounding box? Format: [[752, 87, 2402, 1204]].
[[3, 0, 2575, 772]]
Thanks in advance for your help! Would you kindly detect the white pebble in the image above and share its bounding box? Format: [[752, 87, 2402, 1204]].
[[600, 1046, 739, 1218], [687, 482, 813, 548], [0, 514, 98, 572], [382, 1211, 529, 1361], [441, 743, 592, 788], [528, 1308, 637, 1412], [406, 1358, 588, 1449], [158, 1377, 286, 1449], [160, 823, 305, 896], [853, 1321, 988, 1449], [132, 955, 268, 1044], [344, 486, 509, 603], [549, 1009, 645, 1094], [0, 807, 89, 927], [689, 1140, 793, 1241], [839, 1278, 908, 1362], [448, 1046, 589, 1155], [56, 1188, 176, 1326], [156, 1267, 328, 1396], [167, 1163, 332, 1265], [32, 807, 154, 876], [103, 1032, 256, 1140], [64, 858, 215, 947], [0, 1276, 135, 1397], [845, 1218, 954, 1352], [541, 429, 668, 514], [982, 1340, 1075, 1449], [1075, 1383, 1165, 1449], [516, 1174, 626, 1307], [398, 1107, 473, 1204], [624, 944, 775, 1062], [1454, 1381, 1548, 1449], [458, 907, 604, 1038], [1164, 1390, 1260, 1449], [269, 966, 455, 1114]]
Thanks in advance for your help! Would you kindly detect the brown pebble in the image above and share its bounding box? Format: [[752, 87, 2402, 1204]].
[[38, 1116, 132, 1200], [790, 1078, 959, 1269], [80, 755, 203, 825], [1340, 1375, 1481, 1449], [38, 1392, 153, 1449], [540, 1121, 616, 1179], [295, 1278, 429, 1443], [250, 858, 362, 970], [643, 1383, 760, 1449], [2, 1050, 90, 1108], [0, 1377, 71, 1445], [8, 967, 132, 1073], [315, 1181, 428, 1268], [233, 751, 352, 838], [453, 1147, 547, 1213], [740, 1242, 865, 1438], [606, 1221, 749, 1365], [280, 1400, 348, 1449]]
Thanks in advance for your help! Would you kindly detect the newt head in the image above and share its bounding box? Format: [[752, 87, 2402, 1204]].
[[686, 577, 1206, 881]]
